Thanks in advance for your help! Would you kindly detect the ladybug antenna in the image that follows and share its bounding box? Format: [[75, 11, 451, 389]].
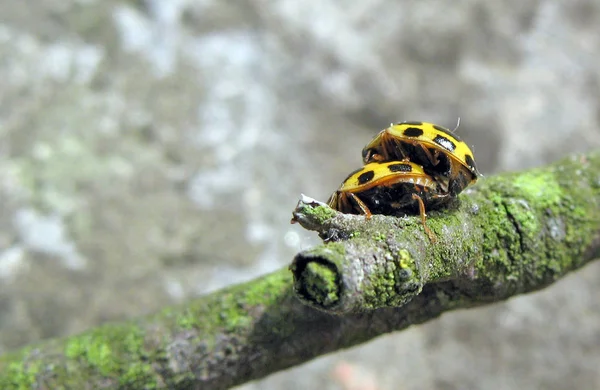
[[453, 117, 461, 132]]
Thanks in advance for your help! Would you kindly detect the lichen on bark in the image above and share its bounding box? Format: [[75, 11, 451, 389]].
[[1, 152, 600, 390], [290, 152, 600, 313]]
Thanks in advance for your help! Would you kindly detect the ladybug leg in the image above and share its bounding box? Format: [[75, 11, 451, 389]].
[[365, 133, 392, 162], [348, 193, 373, 219], [363, 147, 379, 163], [376, 133, 405, 161], [332, 192, 352, 214], [412, 193, 436, 242], [432, 192, 451, 205], [388, 137, 411, 161], [379, 137, 394, 161], [368, 151, 386, 162], [327, 192, 338, 210], [337, 192, 351, 214], [415, 142, 440, 167]]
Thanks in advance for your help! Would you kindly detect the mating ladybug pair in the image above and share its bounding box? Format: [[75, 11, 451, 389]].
[[327, 121, 480, 239]]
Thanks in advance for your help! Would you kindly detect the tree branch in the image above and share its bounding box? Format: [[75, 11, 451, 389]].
[[1, 152, 600, 390], [290, 151, 600, 313]]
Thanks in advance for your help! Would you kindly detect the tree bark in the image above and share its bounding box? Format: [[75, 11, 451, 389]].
[[1, 152, 599, 390]]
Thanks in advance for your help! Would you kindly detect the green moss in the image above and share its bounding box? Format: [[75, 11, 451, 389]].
[[302, 262, 339, 307], [176, 309, 198, 330], [220, 295, 253, 332], [167, 270, 297, 352], [291, 244, 347, 310], [303, 204, 336, 224], [2, 358, 38, 389], [513, 171, 562, 208], [504, 198, 539, 240], [234, 271, 298, 339], [397, 249, 411, 269], [474, 188, 522, 287], [372, 232, 386, 241], [243, 271, 291, 307], [172, 271, 293, 336], [469, 156, 600, 294], [62, 323, 157, 387], [426, 204, 484, 281], [357, 246, 422, 310], [508, 166, 594, 285], [65, 333, 116, 375], [393, 249, 422, 300], [122, 362, 155, 386], [324, 241, 348, 259]]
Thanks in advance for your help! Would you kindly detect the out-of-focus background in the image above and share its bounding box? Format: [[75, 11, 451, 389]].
[[1, 1, 600, 389]]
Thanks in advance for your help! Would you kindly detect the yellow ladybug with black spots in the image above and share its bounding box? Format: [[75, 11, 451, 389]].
[[327, 161, 450, 240], [362, 121, 480, 196]]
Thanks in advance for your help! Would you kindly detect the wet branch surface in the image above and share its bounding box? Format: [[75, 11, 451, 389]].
[[1, 152, 600, 390]]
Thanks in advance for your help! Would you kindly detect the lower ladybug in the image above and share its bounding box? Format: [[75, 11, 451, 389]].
[[327, 161, 450, 240]]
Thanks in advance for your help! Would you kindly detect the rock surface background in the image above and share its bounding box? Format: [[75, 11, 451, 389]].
[[1, 1, 600, 389]]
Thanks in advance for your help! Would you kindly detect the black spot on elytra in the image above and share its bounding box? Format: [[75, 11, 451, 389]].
[[465, 154, 477, 172], [388, 163, 412, 173], [433, 135, 456, 152], [343, 167, 365, 183], [403, 127, 424, 137], [357, 170, 375, 184]]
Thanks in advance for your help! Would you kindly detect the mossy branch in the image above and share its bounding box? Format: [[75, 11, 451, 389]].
[[290, 152, 600, 313], [1, 152, 600, 390]]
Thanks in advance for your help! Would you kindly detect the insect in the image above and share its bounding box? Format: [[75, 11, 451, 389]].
[[327, 161, 450, 240], [361, 121, 480, 196]]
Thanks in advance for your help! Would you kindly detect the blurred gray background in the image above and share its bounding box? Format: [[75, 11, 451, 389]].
[[1, 1, 600, 389]]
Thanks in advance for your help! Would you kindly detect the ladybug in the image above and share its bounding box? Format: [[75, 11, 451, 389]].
[[327, 161, 450, 240], [361, 121, 480, 196]]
